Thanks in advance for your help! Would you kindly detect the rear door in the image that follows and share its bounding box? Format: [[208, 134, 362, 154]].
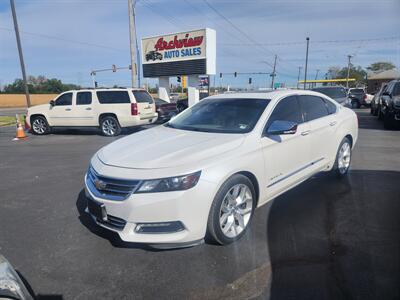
[[72, 91, 96, 126], [132, 90, 155, 120], [298, 95, 335, 169], [47, 92, 73, 126]]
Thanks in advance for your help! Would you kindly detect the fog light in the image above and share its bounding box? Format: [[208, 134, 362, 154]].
[[135, 221, 185, 234]]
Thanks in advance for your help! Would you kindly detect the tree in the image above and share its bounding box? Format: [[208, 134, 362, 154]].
[[366, 61, 396, 72], [326, 65, 367, 87], [2, 76, 80, 94]]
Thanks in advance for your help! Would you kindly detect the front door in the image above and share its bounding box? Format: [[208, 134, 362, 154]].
[[261, 95, 311, 200], [47, 92, 73, 126]]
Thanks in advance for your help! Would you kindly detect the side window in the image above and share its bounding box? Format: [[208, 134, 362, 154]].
[[132, 91, 154, 103], [76, 92, 92, 105], [55, 93, 72, 106], [96, 91, 130, 104], [392, 83, 400, 96], [299, 95, 329, 122], [266, 96, 303, 129], [323, 98, 337, 114]]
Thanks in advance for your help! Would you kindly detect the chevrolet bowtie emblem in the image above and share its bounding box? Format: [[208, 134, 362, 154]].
[[94, 179, 107, 191]]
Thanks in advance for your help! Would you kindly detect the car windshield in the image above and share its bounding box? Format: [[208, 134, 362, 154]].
[[166, 98, 270, 133], [313, 87, 347, 99], [155, 99, 167, 105]]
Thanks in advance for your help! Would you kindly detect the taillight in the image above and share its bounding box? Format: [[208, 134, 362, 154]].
[[363, 94, 367, 100], [131, 103, 138, 115]]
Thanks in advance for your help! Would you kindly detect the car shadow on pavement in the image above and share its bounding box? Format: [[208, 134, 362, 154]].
[[17, 270, 63, 300], [75, 190, 164, 252], [266, 170, 400, 300], [50, 126, 148, 136]]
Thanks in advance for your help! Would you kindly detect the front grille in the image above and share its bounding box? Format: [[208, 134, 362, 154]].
[[86, 167, 141, 201], [97, 214, 127, 230]]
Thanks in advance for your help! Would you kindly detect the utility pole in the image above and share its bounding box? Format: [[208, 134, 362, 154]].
[[313, 69, 320, 88], [128, 0, 137, 88], [304, 37, 310, 90], [10, 0, 31, 107], [346, 55, 353, 89], [270, 54, 277, 89], [297, 66, 302, 89]]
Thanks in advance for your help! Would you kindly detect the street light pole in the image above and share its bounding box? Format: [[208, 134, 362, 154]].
[[346, 55, 353, 89], [10, 0, 31, 107], [297, 66, 302, 89], [128, 0, 137, 88], [303, 37, 310, 90], [270, 54, 277, 89]]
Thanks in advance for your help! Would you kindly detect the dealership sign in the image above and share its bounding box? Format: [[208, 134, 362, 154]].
[[142, 28, 216, 78]]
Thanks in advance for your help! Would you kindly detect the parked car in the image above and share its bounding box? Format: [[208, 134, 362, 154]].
[[0, 254, 33, 299], [26, 88, 158, 136], [169, 93, 180, 102], [379, 80, 400, 129], [84, 90, 358, 248], [145, 51, 163, 61], [348, 88, 367, 108], [311, 86, 350, 107], [370, 83, 388, 116], [155, 98, 178, 123]]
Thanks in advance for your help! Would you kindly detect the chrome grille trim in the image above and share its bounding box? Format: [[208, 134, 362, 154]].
[[97, 214, 127, 231], [86, 167, 141, 201]]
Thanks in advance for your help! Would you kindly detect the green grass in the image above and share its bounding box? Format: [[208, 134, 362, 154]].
[[0, 115, 25, 127]]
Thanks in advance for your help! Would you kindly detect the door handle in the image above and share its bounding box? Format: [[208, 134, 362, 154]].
[[65, 108, 71, 111], [85, 107, 92, 110], [301, 130, 310, 136], [329, 121, 337, 126]]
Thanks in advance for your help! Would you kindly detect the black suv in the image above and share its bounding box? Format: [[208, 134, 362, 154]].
[[348, 88, 366, 108], [379, 80, 400, 129]]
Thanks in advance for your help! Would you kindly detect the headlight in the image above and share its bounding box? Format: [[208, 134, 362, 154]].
[[136, 171, 201, 193]]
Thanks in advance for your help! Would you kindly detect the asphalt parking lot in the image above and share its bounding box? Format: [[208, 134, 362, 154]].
[[0, 109, 399, 300]]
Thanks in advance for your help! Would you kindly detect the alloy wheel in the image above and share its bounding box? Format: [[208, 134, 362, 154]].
[[219, 184, 253, 238], [32, 118, 47, 134], [338, 142, 351, 174], [102, 119, 117, 136]]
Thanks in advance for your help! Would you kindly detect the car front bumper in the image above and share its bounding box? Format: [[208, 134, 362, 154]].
[[84, 171, 217, 245]]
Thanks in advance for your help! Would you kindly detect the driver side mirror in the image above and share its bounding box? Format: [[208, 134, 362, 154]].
[[266, 120, 298, 136], [49, 100, 55, 106]]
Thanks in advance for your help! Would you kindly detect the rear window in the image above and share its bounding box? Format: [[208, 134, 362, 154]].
[[313, 87, 346, 99], [350, 89, 364, 93], [96, 91, 130, 104], [132, 91, 154, 103]]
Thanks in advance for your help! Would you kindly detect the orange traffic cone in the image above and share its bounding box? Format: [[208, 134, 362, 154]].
[[13, 116, 27, 140]]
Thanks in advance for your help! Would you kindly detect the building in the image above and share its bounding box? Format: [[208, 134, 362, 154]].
[[367, 69, 400, 94]]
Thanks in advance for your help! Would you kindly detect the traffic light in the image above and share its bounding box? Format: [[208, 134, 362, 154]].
[[220, 72, 222, 78], [177, 76, 181, 83], [234, 72, 237, 77], [112, 64, 116, 72], [94, 81, 98, 88], [249, 78, 252, 84]]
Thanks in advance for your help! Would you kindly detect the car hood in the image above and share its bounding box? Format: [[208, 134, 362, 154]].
[[28, 103, 49, 113], [97, 125, 245, 169]]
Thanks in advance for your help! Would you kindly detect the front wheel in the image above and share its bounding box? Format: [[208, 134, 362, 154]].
[[100, 116, 121, 136], [31, 116, 50, 135], [332, 137, 352, 177], [206, 175, 256, 245]]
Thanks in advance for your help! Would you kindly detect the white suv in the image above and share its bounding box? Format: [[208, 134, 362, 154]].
[[26, 88, 158, 136]]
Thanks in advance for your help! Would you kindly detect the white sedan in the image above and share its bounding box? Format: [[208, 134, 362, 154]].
[[85, 90, 358, 247]]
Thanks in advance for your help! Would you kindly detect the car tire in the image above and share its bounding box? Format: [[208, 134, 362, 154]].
[[206, 174, 256, 245], [383, 112, 394, 130], [31, 116, 51, 135], [100, 116, 121, 137], [332, 137, 352, 178]]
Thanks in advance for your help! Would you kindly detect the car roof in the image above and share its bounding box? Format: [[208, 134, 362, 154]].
[[62, 88, 148, 93], [206, 89, 331, 102]]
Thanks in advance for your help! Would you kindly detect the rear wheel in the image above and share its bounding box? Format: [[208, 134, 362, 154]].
[[383, 112, 394, 130], [31, 116, 50, 135], [100, 116, 121, 136], [207, 174, 256, 245], [332, 137, 352, 178]]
